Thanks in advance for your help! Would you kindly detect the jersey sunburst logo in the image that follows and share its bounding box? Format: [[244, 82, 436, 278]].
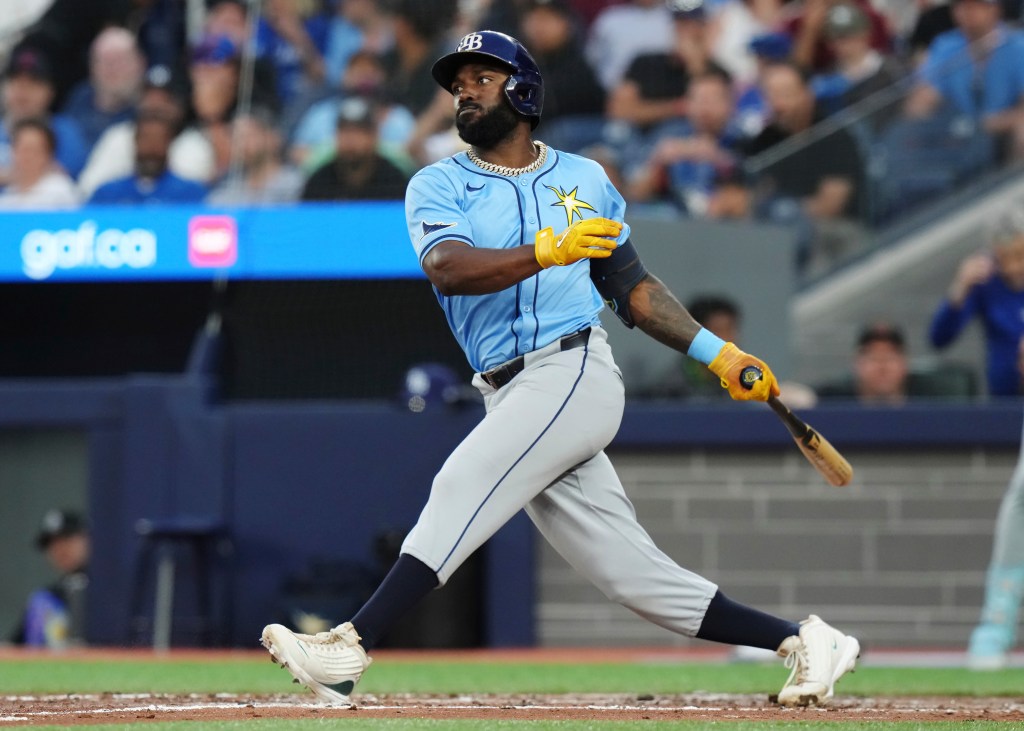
[[545, 185, 597, 226]]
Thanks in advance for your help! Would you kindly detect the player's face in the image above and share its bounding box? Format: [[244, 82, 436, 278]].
[[451, 63, 520, 149]]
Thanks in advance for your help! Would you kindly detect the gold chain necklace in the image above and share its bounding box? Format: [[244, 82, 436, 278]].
[[466, 141, 547, 177]]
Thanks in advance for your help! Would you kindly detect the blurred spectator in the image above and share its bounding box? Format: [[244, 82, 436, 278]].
[[384, 0, 458, 117], [78, 65, 215, 197], [190, 32, 281, 181], [256, 0, 331, 107], [12, 0, 145, 106], [301, 96, 408, 200], [782, 0, 891, 74], [734, 31, 793, 139], [0, 46, 89, 181], [585, 0, 674, 90], [742, 60, 865, 271], [89, 112, 208, 203], [208, 107, 304, 205], [930, 206, 1024, 396], [607, 1, 727, 129], [60, 27, 146, 149], [521, 0, 605, 122], [8, 509, 89, 648], [811, 2, 907, 122], [324, 0, 395, 86], [0, 118, 80, 209], [202, 0, 281, 112], [907, 1, 956, 65], [647, 294, 742, 399], [816, 322, 911, 404], [905, 0, 1024, 160], [289, 50, 415, 172], [383, 0, 460, 166], [626, 71, 746, 217], [707, 0, 784, 88]]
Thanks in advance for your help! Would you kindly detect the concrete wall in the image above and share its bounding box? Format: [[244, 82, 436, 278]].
[[536, 446, 1016, 648]]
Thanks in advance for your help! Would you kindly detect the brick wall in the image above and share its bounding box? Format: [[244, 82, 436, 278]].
[[535, 448, 1017, 648]]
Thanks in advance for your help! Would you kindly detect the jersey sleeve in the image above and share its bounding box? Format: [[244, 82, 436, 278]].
[[405, 166, 476, 264], [597, 161, 633, 246]]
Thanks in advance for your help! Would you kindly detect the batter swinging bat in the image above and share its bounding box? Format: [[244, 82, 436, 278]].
[[740, 366, 853, 487]]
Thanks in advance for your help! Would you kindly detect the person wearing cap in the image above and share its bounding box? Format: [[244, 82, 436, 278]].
[[733, 31, 793, 139], [300, 96, 408, 201], [289, 49, 416, 173], [905, 0, 1024, 160], [608, 0, 729, 130], [8, 509, 89, 648], [77, 66, 216, 198], [813, 321, 912, 404], [60, 27, 146, 150], [782, 0, 892, 74], [88, 111, 209, 204], [0, 46, 90, 183], [810, 2, 907, 122]]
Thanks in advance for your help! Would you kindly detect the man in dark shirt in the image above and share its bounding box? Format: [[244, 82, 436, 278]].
[[744, 60, 864, 221], [519, 0, 605, 123], [607, 1, 727, 130], [301, 96, 408, 201]]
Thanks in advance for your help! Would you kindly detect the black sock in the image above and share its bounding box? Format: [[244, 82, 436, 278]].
[[350, 553, 439, 652], [695, 590, 801, 651]]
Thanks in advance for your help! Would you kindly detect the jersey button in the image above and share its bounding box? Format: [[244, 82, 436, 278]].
[[528, 217, 536, 224], [519, 178, 528, 186], [523, 305, 532, 312]]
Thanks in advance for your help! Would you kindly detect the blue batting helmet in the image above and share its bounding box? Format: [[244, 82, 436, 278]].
[[431, 30, 544, 129]]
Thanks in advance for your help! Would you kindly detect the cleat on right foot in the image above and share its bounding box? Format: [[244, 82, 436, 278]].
[[261, 621, 372, 706]]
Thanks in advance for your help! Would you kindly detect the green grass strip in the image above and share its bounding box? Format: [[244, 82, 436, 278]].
[[2, 658, 1024, 697]]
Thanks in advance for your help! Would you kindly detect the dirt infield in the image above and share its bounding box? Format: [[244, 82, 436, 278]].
[[4, 692, 1024, 725]]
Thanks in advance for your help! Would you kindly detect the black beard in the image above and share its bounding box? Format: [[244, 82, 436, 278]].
[[456, 100, 521, 149]]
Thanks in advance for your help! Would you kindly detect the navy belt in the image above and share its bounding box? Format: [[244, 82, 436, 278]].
[[481, 327, 591, 390]]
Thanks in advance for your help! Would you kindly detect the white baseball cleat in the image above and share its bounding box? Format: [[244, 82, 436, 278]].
[[261, 621, 372, 706], [775, 615, 860, 707]]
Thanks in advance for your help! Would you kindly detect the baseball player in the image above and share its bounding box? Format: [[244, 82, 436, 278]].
[[262, 30, 860, 708]]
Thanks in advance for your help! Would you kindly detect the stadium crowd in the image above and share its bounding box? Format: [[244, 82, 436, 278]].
[[1, 0, 1023, 273]]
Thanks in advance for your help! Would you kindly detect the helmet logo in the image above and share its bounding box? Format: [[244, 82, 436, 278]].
[[457, 33, 484, 52]]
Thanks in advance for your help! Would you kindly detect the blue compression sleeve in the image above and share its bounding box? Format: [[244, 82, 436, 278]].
[[687, 327, 726, 365]]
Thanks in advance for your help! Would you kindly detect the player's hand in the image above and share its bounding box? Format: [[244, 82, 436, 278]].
[[708, 342, 780, 402], [535, 217, 621, 268]]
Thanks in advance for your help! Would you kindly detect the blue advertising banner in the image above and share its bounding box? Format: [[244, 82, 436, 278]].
[[3, 202, 424, 282]]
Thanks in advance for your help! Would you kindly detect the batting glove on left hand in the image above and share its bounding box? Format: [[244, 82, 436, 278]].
[[708, 343, 780, 402], [535, 217, 621, 268]]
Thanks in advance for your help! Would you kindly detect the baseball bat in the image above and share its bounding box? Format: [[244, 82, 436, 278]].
[[740, 366, 853, 487]]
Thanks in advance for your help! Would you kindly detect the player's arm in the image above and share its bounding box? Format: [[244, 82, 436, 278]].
[[423, 240, 542, 295], [423, 217, 622, 296], [627, 273, 779, 402]]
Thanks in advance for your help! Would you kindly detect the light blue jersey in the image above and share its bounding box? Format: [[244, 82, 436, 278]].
[[405, 146, 631, 372]]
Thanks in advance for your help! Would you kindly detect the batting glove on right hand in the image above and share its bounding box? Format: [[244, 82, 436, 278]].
[[535, 217, 621, 268], [708, 343, 780, 402]]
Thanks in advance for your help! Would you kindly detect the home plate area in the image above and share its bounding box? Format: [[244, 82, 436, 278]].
[[3, 692, 1024, 724]]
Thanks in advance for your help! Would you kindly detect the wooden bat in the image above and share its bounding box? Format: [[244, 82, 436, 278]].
[[739, 366, 853, 487], [767, 395, 853, 487]]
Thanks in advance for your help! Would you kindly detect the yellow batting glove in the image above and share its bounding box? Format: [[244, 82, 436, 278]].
[[708, 342, 780, 402], [535, 217, 621, 268]]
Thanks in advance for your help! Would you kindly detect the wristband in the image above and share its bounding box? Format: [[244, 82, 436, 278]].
[[687, 327, 726, 365]]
